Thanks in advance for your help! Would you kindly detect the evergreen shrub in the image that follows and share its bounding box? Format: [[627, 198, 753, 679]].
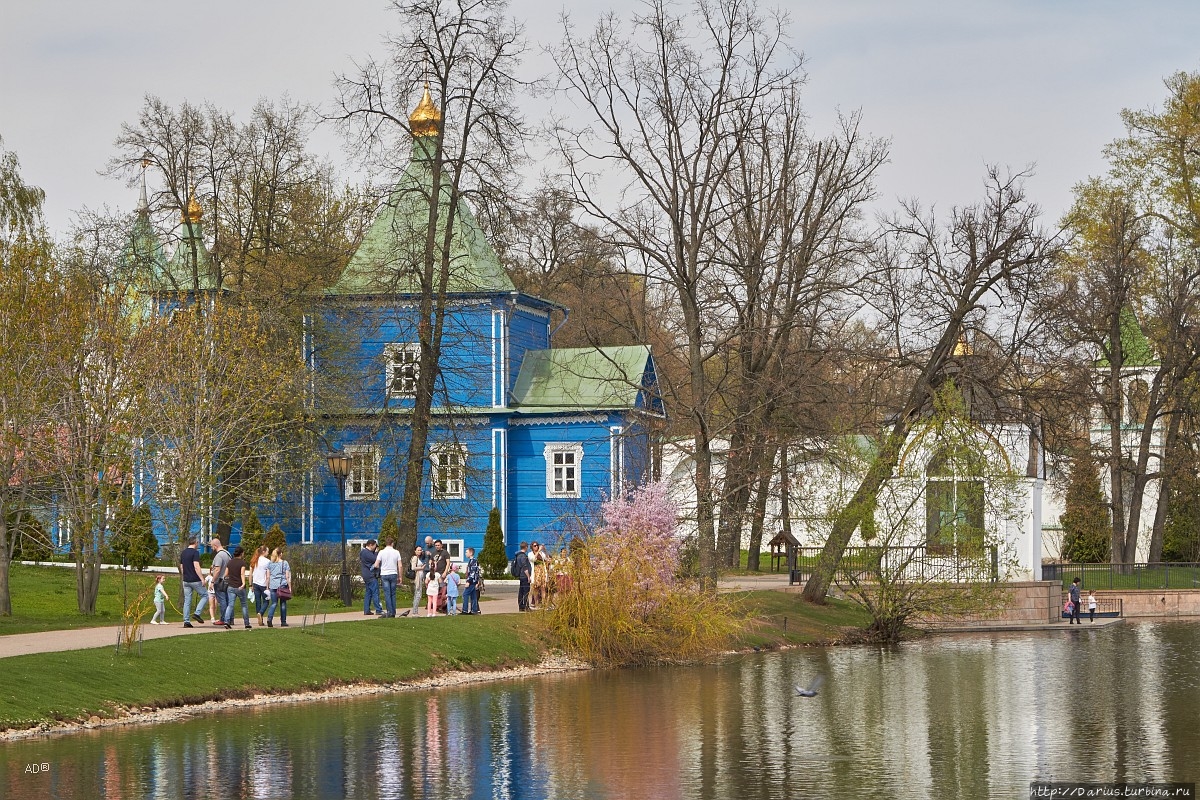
[[240, 509, 265, 556], [479, 507, 508, 579], [1061, 454, 1111, 563], [8, 509, 52, 562], [264, 523, 286, 554]]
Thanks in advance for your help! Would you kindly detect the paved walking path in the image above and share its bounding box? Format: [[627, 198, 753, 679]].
[[0, 591, 523, 659], [0, 572, 1114, 658]]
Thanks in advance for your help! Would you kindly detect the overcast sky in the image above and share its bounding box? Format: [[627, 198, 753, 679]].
[[1, 1, 1198, 235]]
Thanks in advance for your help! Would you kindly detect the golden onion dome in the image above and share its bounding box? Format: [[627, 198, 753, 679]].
[[953, 331, 971, 357], [409, 83, 441, 137], [183, 194, 203, 225]]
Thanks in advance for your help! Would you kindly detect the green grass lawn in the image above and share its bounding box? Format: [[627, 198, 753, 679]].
[[726, 590, 871, 648], [1054, 564, 1200, 591], [0, 565, 373, 637], [0, 614, 544, 731], [0, 586, 872, 731]]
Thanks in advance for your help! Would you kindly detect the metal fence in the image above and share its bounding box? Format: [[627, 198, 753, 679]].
[[789, 545, 999, 585], [1042, 562, 1200, 590]]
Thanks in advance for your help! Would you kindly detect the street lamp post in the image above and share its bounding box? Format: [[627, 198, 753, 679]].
[[327, 452, 353, 607]]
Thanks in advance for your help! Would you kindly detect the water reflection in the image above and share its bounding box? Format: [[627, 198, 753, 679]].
[[2, 621, 1199, 799]]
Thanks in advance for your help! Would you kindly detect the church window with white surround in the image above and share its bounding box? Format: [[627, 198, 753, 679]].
[[385, 343, 420, 398], [544, 443, 584, 499], [431, 444, 467, 499], [347, 446, 380, 499]]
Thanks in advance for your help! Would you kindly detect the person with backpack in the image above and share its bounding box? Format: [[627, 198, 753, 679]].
[[1068, 577, 1082, 625], [514, 542, 532, 612]]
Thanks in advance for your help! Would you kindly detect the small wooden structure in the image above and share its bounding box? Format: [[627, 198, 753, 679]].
[[767, 530, 800, 575]]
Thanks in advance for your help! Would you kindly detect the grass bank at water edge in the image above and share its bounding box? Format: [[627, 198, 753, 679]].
[[0, 589, 872, 732], [0, 615, 542, 732]]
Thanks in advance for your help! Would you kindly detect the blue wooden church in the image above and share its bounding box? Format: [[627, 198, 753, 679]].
[[137, 89, 662, 561]]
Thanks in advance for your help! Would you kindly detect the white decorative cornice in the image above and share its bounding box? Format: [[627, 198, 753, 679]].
[[510, 414, 608, 427]]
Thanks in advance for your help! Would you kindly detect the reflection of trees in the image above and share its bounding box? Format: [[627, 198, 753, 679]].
[[13, 629, 1197, 796]]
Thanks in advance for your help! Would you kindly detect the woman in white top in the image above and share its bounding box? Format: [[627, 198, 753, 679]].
[[251, 546, 270, 627]]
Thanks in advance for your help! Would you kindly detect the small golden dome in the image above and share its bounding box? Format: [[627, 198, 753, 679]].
[[183, 194, 203, 224], [953, 331, 971, 357], [409, 83, 441, 137]]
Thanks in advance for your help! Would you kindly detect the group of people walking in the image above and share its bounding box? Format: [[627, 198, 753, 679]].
[[160, 531, 562, 628], [159, 536, 293, 629], [359, 535, 483, 618]]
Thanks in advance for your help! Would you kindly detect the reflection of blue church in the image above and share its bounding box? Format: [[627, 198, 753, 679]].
[[146, 89, 662, 560]]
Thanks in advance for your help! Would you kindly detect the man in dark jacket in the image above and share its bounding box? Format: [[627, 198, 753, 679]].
[[1069, 577, 1082, 625], [515, 542, 532, 612], [360, 539, 382, 615]]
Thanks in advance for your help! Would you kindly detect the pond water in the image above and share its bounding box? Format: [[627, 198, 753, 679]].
[[2, 620, 1199, 799]]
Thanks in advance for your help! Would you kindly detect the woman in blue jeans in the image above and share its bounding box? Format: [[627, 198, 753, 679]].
[[266, 547, 292, 628]]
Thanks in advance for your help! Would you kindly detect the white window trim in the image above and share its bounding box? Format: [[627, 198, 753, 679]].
[[443, 539, 465, 563], [385, 343, 420, 399], [544, 443, 584, 499], [431, 443, 468, 500], [346, 445, 380, 500], [157, 451, 178, 500]]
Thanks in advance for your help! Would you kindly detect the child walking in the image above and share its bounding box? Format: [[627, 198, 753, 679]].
[[426, 570, 441, 616], [1088, 591, 1098, 623], [151, 575, 168, 624], [446, 568, 460, 615]]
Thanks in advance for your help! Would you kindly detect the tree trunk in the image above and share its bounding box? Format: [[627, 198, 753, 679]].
[[0, 511, 10, 616], [1107, 363, 1128, 564], [74, 542, 101, 615], [746, 443, 778, 572], [715, 425, 756, 569], [1148, 408, 1180, 563], [779, 443, 793, 542], [802, 430, 905, 603]]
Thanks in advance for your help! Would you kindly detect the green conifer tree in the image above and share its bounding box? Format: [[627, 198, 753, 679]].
[[380, 509, 400, 545], [479, 507, 508, 579], [1163, 447, 1200, 562], [240, 509, 265, 556], [1061, 454, 1112, 563], [264, 523, 287, 554]]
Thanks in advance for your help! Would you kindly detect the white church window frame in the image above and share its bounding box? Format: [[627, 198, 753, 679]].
[[385, 343, 420, 398], [346, 445, 380, 499], [431, 443, 468, 500], [544, 443, 584, 499]]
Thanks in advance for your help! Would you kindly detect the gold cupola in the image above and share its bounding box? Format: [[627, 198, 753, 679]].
[[183, 193, 203, 225], [409, 83, 441, 137]]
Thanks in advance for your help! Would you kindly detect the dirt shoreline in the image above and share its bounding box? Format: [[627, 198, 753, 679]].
[[0, 653, 591, 743]]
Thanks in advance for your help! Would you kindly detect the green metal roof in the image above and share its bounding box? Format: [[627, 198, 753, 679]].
[[154, 221, 220, 293], [511, 345, 654, 410], [328, 138, 514, 296], [125, 212, 165, 279], [1096, 308, 1157, 368]]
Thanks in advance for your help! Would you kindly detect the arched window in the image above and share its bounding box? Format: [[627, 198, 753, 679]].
[[925, 446, 985, 555]]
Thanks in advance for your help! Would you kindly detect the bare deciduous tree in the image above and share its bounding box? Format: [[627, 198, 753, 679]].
[[802, 169, 1059, 603]]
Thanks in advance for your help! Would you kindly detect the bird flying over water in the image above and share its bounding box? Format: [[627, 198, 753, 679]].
[[794, 674, 824, 698]]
